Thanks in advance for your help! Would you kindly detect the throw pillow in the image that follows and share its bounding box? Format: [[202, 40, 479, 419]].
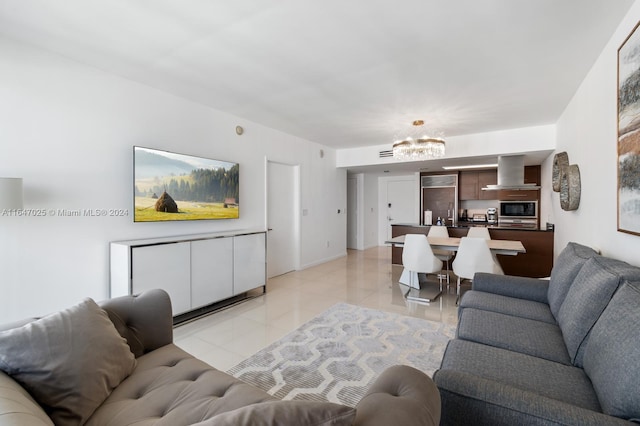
[[191, 400, 357, 426], [557, 255, 640, 366], [582, 280, 640, 420], [547, 242, 598, 318], [0, 298, 137, 425]]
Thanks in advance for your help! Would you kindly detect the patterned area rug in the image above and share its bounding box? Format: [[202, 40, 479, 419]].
[[227, 303, 456, 407]]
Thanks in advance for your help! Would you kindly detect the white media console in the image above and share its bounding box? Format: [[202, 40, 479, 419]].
[[110, 230, 266, 317]]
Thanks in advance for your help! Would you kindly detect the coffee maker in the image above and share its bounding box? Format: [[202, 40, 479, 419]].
[[487, 207, 497, 224]]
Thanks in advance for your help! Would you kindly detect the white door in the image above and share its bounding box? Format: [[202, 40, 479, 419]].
[[385, 179, 417, 241], [267, 161, 298, 278], [347, 177, 357, 249]]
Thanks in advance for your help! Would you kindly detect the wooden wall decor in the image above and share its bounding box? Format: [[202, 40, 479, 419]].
[[560, 164, 581, 211], [552, 152, 569, 192], [551, 151, 581, 211]]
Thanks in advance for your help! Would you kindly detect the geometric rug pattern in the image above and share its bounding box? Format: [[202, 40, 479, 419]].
[[227, 303, 456, 407]]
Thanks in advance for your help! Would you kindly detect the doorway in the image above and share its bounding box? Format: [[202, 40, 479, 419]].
[[378, 175, 419, 245], [347, 177, 357, 249], [266, 160, 300, 278]]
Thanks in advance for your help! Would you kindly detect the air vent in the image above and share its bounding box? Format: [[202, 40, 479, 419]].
[[379, 150, 393, 158], [421, 174, 457, 188]]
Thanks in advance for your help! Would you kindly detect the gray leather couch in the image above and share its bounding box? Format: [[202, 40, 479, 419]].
[[0, 289, 441, 426], [434, 242, 640, 425]]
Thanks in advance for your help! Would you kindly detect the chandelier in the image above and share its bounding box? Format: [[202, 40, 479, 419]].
[[392, 120, 446, 161]]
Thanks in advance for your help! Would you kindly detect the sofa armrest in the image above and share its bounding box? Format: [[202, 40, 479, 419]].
[[433, 369, 629, 426], [471, 273, 550, 303], [0, 371, 54, 426], [354, 365, 440, 426], [99, 289, 173, 358]]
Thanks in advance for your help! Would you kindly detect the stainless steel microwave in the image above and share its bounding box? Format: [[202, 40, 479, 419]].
[[498, 201, 538, 228], [499, 201, 538, 218]]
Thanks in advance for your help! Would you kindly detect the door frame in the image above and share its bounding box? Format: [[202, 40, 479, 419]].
[[265, 158, 301, 276]]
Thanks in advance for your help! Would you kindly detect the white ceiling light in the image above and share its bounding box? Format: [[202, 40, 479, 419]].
[[392, 120, 445, 161]]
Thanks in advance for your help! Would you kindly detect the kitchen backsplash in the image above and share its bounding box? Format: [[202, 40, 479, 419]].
[[459, 200, 498, 218]]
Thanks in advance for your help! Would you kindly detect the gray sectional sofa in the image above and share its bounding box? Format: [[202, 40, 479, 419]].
[[0, 289, 441, 426], [433, 242, 640, 425]]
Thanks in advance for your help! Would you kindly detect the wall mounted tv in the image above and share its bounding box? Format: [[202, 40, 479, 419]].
[[133, 146, 239, 222]]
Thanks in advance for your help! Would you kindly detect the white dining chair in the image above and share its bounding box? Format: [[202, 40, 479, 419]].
[[452, 237, 504, 304], [466, 226, 506, 268], [402, 234, 444, 303], [466, 226, 491, 240], [427, 225, 453, 287]]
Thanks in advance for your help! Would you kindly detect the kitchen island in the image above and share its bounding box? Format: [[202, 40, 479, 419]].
[[391, 223, 554, 278]]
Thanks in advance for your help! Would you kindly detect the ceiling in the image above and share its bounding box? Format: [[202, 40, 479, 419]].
[[0, 0, 634, 152]]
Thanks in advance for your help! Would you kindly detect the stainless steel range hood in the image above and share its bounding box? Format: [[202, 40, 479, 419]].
[[482, 155, 540, 191]]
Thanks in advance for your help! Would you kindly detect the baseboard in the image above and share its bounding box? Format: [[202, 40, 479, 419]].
[[299, 252, 347, 270]]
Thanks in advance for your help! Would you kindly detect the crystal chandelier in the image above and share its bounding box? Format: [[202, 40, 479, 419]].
[[392, 120, 446, 161]]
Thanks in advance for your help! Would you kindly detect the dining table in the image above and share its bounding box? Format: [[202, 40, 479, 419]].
[[385, 234, 526, 300], [385, 234, 526, 255]]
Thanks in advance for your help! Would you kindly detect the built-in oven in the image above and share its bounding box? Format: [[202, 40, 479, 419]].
[[498, 201, 538, 228]]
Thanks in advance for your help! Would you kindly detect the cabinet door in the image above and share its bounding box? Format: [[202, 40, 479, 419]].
[[131, 242, 191, 315], [458, 172, 479, 200], [478, 170, 498, 200], [233, 233, 266, 294], [498, 189, 539, 201], [191, 238, 234, 309], [524, 165, 541, 184]]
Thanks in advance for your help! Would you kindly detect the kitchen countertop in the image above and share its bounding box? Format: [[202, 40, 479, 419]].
[[391, 222, 554, 232]]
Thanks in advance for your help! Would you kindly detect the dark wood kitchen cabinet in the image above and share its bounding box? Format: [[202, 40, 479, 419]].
[[459, 169, 498, 200], [458, 171, 478, 200], [478, 170, 498, 200]]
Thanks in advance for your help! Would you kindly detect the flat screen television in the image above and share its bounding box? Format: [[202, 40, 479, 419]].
[[133, 146, 239, 222]]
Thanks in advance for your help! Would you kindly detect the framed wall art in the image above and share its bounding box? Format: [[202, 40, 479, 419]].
[[618, 20, 640, 235]]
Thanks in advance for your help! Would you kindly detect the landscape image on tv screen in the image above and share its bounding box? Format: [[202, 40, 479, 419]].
[[134, 147, 239, 222]]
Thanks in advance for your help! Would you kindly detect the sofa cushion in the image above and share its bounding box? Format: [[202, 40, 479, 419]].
[[437, 339, 601, 411], [87, 343, 276, 425], [457, 309, 571, 365], [583, 280, 640, 420], [434, 369, 628, 426], [459, 291, 556, 324], [191, 400, 356, 426], [0, 298, 136, 426], [557, 256, 640, 366], [548, 242, 599, 318]]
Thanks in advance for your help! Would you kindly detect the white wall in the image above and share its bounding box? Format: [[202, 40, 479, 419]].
[[547, 0, 640, 266], [0, 36, 346, 323]]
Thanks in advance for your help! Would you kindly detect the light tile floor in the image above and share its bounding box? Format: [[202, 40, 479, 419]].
[[174, 246, 461, 371]]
